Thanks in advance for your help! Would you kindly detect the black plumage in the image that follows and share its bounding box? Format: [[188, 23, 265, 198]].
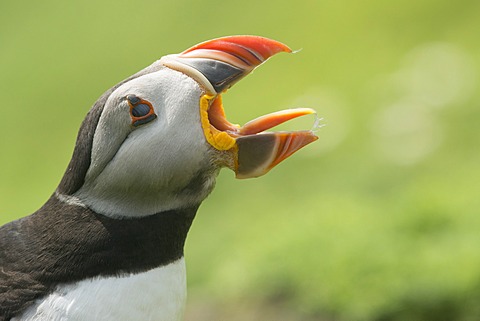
[[0, 196, 196, 320]]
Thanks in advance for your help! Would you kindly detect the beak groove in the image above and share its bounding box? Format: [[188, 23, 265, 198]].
[[181, 35, 291, 64]]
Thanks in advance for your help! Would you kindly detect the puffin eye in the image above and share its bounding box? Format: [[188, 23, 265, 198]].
[[126, 95, 157, 127], [131, 104, 151, 117]]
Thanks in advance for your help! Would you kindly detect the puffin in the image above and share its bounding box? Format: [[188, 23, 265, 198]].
[[0, 35, 318, 321]]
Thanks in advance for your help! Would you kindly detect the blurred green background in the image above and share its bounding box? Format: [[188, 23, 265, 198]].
[[1, 0, 480, 320]]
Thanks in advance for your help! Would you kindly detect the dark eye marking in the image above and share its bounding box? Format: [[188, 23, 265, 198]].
[[126, 95, 157, 127]]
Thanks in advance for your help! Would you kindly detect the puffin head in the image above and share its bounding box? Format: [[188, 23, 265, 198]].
[[57, 36, 318, 218]]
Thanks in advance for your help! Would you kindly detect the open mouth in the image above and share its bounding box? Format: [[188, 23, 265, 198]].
[[201, 93, 318, 178], [160, 35, 319, 178], [201, 93, 317, 151]]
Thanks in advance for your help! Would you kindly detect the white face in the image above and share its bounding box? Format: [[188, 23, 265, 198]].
[[74, 68, 219, 217]]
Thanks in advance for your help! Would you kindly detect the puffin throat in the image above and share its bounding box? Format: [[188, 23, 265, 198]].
[[200, 94, 238, 151]]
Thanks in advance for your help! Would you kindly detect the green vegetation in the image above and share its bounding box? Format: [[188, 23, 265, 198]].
[[1, 0, 479, 320]]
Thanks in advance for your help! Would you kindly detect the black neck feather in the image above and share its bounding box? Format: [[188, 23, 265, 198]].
[[0, 196, 198, 320]]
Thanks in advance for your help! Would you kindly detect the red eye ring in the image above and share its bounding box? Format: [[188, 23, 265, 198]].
[[126, 95, 157, 127]]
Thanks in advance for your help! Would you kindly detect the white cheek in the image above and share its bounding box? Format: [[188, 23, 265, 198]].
[[77, 124, 213, 217], [75, 69, 217, 217], [111, 118, 208, 189]]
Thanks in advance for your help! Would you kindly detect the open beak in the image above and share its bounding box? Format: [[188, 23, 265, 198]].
[[160, 35, 318, 179]]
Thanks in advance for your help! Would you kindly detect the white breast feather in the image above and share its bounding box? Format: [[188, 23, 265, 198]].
[[15, 258, 187, 321]]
